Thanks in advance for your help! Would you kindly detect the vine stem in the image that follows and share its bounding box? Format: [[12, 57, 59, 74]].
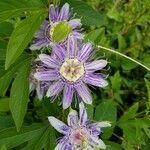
[[97, 45, 150, 72]]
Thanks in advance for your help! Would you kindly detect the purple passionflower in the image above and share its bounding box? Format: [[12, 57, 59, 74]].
[[48, 102, 111, 149], [29, 61, 50, 100], [30, 3, 82, 50], [34, 37, 108, 108]]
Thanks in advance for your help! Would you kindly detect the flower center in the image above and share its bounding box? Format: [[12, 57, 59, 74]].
[[70, 129, 87, 145], [59, 58, 85, 82], [70, 129, 94, 149], [50, 21, 72, 42]]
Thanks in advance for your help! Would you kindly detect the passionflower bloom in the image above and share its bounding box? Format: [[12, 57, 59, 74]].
[[48, 102, 111, 149], [34, 37, 108, 108], [29, 61, 50, 100], [30, 3, 82, 50]]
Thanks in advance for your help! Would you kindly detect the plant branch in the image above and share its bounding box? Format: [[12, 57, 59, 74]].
[[97, 45, 150, 71]]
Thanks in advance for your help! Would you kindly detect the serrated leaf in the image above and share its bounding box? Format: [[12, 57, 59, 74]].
[[118, 103, 139, 124], [0, 0, 46, 23], [5, 11, 46, 69], [9, 58, 31, 131], [0, 124, 47, 149], [95, 100, 117, 122], [66, 0, 107, 26], [94, 100, 117, 139], [0, 98, 9, 112]]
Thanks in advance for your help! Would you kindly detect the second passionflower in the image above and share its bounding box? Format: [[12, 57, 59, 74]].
[[48, 102, 111, 149], [30, 3, 82, 50]]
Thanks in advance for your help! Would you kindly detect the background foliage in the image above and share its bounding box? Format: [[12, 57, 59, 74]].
[[0, 0, 150, 149]]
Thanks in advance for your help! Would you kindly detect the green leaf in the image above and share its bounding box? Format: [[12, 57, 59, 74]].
[[0, 67, 16, 96], [21, 126, 56, 150], [48, 126, 56, 149], [0, 145, 7, 150], [95, 100, 117, 122], [107, 7, 122, 22], [145, 78, 150, 109], [121, 59, 138, 71], [86, 104, 94, 120], [110, 71, 122, 104], [0, 98, 9, 112], [110, 71, 122, 91], [143, 126, 150, 139], [85, 28, 105, 44], [0, 124, 47, 149], [5, 11, 46, 69], [118, 34, 127, 50], [0, 53, 31, 96], [0, 22, 13, 37], [106, 141, 122, 150], [0, 40, 7, 61], [120, 119, 147, 149], [118, 103, 139, 124], [33, 127, 50, 150], [34, 126, 56, 150], [66, 0, 107, 26], [0, 115, 14, 130], [94, 100, 117, 139], [0, 0, 46, 23], [9, 58, 31, 131]]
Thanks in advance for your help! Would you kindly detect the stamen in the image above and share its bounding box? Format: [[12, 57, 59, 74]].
[[60, 58, 85, 82]]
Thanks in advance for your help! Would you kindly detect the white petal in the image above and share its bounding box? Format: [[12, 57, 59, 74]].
[[89, 136, 106, 149], [97, 121, 111, 128], [36, 84, 44, 100], [67, 109, 78, 126], [48, 116, 70, 135], [97, 139, 106, 149]]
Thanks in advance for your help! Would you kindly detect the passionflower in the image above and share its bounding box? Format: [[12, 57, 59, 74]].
[[48, 102, 111, 149], [30, 3, 82, 50], [34, 37, 108, 108]]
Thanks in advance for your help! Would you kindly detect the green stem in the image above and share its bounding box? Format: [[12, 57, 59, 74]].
[[97, 45, 150, 71]]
